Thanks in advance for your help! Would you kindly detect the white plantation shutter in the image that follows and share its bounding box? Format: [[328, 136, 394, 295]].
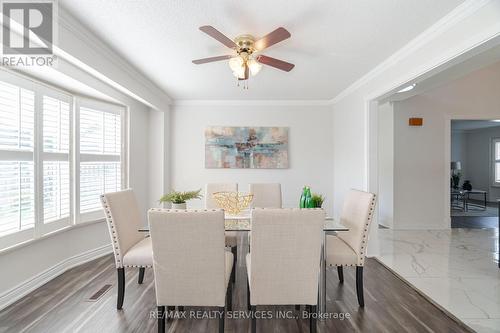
[[42, 95, 71, 225], [0, 81, 34, 150], [80, 162, 121, 213], [43, 161, 70, 222], [78, 102, 123, 219], [0, 79, 35, 238], [0, 161, 35, 236], [43, 96, 70, 153]]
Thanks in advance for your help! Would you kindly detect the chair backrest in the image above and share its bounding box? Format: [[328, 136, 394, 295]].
[[337, 189, 377, 266], [100, 189, 144, 268], [249, 208, 324, 305], [205, 183, 238, 209], [249, 183, 282, 208], [148, 209, 227, 307]]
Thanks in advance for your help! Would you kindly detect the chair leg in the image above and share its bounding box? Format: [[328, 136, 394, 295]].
[[167, 306, 175, 322], [219, 307, 225, 333], [251, 305, 256, 333], [231, 246, 237, 284], [247, 280, 251, 310], [309, 305, 317, 333], [356, 266, 364, 307], [138, 267, 145, 284], [226, 278, 232, 311], [337, 266, 344, 284], [117, 268, 125, 310], [157, 306, 165, 333]]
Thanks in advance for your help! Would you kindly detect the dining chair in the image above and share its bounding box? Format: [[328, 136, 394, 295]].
[[325, 189, 376, 307], [205, 183, 238, 281], [100, 189, 152, 310], [148, 209, 234, 333], [246, 208, 324, 333], [249, 183, 282, 208]]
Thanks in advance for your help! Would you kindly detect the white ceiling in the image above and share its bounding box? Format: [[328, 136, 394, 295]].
[[60, 0, 465, 101]]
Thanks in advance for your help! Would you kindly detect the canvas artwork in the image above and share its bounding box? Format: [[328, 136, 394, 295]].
[[205, 126, 289, 169]]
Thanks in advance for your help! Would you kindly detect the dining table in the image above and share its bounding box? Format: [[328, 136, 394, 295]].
[[139, 210, 348, 317]]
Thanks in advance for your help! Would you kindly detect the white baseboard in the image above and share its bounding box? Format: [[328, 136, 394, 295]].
[[0, 244, 112, 311]]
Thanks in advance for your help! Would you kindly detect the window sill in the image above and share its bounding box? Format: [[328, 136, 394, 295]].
[[0, 218, 106, 256]]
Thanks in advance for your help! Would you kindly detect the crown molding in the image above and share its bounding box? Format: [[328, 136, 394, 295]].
[[57, 6, 173, 109], [173, 99, 333, 107], [329, 0, 492, 105]]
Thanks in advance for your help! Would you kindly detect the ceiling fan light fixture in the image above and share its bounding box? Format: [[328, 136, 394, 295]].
[[193, 25, 294, 88], [228, 56, 243, 72], [248, 58, 262, 76], [229, 56, 246, 78]]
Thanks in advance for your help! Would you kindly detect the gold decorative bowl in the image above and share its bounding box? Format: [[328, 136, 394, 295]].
[[212, 191, 254, 215]]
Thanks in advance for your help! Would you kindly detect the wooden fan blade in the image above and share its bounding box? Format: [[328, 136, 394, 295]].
[[199, 26, 237, 49], [257, 55, 295, 72], [254, 27, 291, 50], [192, 55, 233, 64]]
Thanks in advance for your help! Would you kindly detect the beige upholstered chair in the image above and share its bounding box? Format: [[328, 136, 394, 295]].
[[148, 209, 234, 333], [205, 183, 238, 210], [205, 183, 238, 282], [100, 189, 152, 310], [249, 183, 282, 208], [325, 189, 376, 307], [246, 208, 324, 333]]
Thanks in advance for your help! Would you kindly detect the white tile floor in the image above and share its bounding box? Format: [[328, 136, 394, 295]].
[[377, 228, 500, 333]]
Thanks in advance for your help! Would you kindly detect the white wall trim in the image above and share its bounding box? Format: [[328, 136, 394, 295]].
[[0, 244, 112, 311], [57, 6, 172, 110], [330, 0, 492, 104], [173, 99, 333, 107]]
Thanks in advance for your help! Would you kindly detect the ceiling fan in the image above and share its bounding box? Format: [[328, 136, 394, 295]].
[[192, 26, 295, 88]]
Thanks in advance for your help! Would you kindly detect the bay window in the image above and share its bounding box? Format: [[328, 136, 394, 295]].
[[0, 70, 126, 250]]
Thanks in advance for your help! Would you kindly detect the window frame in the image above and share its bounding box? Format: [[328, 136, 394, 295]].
[[0, 72, 37, 249], [75, 97, 127, 224], [0, 69, 128, 251], [492, 138, 500, 187], [38, 85, 74, 236]]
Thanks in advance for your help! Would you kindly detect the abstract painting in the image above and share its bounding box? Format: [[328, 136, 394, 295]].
[[205, 126, 289, 169]]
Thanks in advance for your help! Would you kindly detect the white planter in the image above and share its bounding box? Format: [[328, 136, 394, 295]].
[[171, 202, 187, 209]]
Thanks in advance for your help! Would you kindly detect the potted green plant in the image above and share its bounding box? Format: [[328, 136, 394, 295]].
[[311, 193, 325, 208], [159, 189, 202, 209]]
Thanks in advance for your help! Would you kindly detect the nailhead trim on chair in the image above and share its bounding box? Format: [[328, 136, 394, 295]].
[[100, 194, 125, 269], [124, 265, 153, 268], [357, 194, 377, 266]]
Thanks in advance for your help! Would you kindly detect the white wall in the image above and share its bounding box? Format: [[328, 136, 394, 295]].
[[148, 107, 171, 210], [377, 103, 394, 228], [390, 60, 500, 229], [464, 126, 500, 201], [171, 104, 334, 215]]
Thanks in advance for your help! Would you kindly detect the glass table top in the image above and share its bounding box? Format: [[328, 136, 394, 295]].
[[139, 213, 348, 232]]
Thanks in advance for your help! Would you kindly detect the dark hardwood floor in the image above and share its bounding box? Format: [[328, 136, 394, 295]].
[[451, 216, 498, 229], [0, 234, 472, 333]]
